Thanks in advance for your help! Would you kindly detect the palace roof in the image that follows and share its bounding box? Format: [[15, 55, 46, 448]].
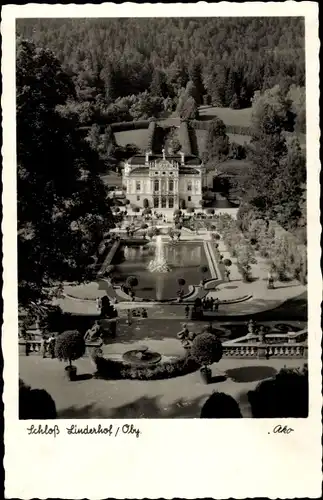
[[127, 154, 202, 166]]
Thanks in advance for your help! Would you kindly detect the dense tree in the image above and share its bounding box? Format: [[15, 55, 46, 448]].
[[202, 117, 230, 166], [17, 40, 114, 313], [273, 137, 306, 228], [251, 85, 295, 134], [180, 96, 199, 120], [17, 18, 305, 111], [287, 84, 306, 133], [130, 91, 164, 120], [189, 61, 205, 105], [150, 69, 169, 99]]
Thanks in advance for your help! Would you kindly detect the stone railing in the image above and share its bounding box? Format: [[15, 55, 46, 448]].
[[222, 342, 307, 358], [98, 240, 120, 277], [223, 329, 307, 346], [19, 340, 102, 356]]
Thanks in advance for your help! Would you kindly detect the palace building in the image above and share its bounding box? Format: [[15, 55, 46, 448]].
[[123, 148, 205, 210]]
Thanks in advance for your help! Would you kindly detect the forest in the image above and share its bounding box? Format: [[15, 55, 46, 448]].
[[16, 19, 307, 310], [17, 17, 305, 122]]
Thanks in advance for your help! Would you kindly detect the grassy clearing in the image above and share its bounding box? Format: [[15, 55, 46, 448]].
[[114, 129, 149, 150], [100, 172, 122, 187], [216, 159, 253, 176], [198, 106, 252, 127], [195, 130, 252, 156], [228, 133, 252, 145]]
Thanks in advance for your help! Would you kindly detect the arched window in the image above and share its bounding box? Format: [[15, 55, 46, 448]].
[[154, 180, 159, 192]]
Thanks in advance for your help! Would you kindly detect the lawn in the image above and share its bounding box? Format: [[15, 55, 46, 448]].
[[114, 129, 149, 150], [228, 133, 252, 145], [194, 129, 207, 156], [100, 172, 123, 187], [19, 355, 306, 418], [195, 129, 252, 156], [198, 106, 252, 127]]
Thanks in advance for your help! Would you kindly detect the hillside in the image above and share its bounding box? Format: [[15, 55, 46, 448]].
[[199, 106, 252, 127], [17, 18, 305, 111]]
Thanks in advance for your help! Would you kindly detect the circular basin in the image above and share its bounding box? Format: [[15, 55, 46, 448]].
[[123, 347, 162, 366]]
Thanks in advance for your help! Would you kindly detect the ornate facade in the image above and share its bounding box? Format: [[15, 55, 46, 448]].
[[123, 150, 205, 209]]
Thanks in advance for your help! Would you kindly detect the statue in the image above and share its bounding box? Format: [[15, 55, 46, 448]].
[[162, 147, 166, 160], [86, 321, 101, 341], [177, 324, 196, 349]]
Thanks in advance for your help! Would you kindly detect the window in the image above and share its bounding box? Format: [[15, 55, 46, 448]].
[[162, 172, 166, 175], [137, 196, 140, 201], [187, 182, 192, 191], [155, 172, 158, 175], [161, 197, 167, 208], [154, 197, 159, 208], [154, 180, 159, 192], [169, 180, 174, 192], [170, 172, 173, 175], [136, 181, 141, 191], [168, 197, 174, 208], [188, 196, 191, 202]]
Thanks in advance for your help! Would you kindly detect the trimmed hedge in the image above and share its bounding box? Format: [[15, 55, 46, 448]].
[[147, 121, 156, 151], [189, 119, 252, 136], [111, 120, 150, 132], [92, 352, 200, 380], [179, 121, 192, 154], [189, 120, 210, 131]]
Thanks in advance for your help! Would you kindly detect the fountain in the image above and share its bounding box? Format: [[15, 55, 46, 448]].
[[147, 234, 170, 273], [123, 345, 162, 366]]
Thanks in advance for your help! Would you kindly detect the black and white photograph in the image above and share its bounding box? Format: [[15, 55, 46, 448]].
[[2, 3, 321, 499]]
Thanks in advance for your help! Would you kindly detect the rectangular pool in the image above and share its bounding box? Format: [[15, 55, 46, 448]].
[[112, 241, 211, 301]]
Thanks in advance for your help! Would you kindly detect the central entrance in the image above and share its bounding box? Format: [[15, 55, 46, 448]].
[[153, 195, 177, 209]]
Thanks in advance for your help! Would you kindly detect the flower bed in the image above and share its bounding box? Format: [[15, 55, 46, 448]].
[[92, 351, 200, 380]]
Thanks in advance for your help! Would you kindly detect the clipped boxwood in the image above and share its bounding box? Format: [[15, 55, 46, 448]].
[[111, 120, 150, 132], [92, 352, 200, 380], [179, 121, 192, 154], [55, 330, 86, 366], [191, 333, 223, 368]]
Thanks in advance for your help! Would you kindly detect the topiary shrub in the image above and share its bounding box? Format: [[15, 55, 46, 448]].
[[191, 333, 223, 369], [126, 276, 138, 289], [93, 352, 200, 380], [113, 207, 120, 213], [248, 365, 308, 418], [187, 207, 194, 213], [207, 208, 215, 215], [143, 198, 149, 208], [200, 392, 242, 418], [180, 199, 186, 210], [223, 259, 232, 267], [177, 278, 186, 288], [200, 265, 208, 274], [55, 330, 86, 374], [141, 223, 148, 230], [133, 207, 140, 213]]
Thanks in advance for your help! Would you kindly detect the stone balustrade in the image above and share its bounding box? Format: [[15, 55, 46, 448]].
[[223, 342, 307, 358], [19, 340, 102, 356]]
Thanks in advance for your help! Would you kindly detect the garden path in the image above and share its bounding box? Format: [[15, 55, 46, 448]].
[[19, 355, 305, 419]]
